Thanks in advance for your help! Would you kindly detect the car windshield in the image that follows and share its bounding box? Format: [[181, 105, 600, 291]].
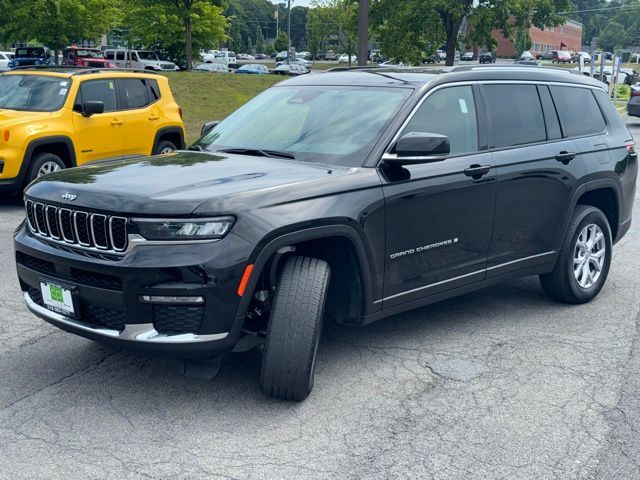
[[16, 47, 44, 57], [137, 51, 159, 60], [75, 49, 103, 58], [196, 85, 412, 166], [0, 75, 70, 112]]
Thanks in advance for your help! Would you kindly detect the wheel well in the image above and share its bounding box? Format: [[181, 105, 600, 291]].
[[30, 142, 73, 168], [576, 188, 619, 239], [158, 131, 182, 149]]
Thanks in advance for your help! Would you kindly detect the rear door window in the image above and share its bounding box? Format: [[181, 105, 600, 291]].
[[483, 84, 547, 148], [551, 86, 606, 137], [119, 78, 149, 109]]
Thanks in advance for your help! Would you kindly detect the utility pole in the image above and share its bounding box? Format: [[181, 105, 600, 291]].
[[357, 0, 368, 66], [275, 4, 279, 36], [287, 0, 292, 65]]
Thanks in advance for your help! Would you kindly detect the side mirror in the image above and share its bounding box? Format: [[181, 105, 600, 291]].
[[386, 132, 450, 165], [201, 120, 220, 137], [82, 101, 104, 117]]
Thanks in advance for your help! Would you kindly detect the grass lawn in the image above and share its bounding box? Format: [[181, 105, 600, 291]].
[[162, 72, 283, 144]]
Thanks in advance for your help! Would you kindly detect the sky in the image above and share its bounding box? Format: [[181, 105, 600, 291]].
[[270, 0, 315, 7]]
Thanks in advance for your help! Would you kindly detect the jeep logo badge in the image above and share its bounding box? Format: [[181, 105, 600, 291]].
[[61, 192, 77, 201]]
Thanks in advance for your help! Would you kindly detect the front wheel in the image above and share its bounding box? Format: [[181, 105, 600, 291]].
[[260, 256, 330, 402], [27, 152, 65, 184], [540, 205, 612, 304], [153, 140, 177, 155]]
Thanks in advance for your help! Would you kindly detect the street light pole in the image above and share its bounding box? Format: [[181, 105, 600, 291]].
[[287, 0, 292, 65]]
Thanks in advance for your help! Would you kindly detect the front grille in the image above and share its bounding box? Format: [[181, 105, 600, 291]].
[[25, 200, 128, 254], [160, 64, 175, 70], [80, 303, 125, 331], [86, 61, 105, 68], [16, 252, 56, 275], [153, 305, 204, 334], [70, 268, 122, 290], [27, 286, 43, 305]]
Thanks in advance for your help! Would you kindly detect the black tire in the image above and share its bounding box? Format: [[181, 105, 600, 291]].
[[540, 205, 612, 304], [27, 152, 66, 184], [260, 256, 330, 402], [153, 140, 177, 155]]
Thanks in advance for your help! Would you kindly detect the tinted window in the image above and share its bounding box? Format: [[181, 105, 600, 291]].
[[105, 51, 114, 60], [77, 79, 117, 112], [148, 80, 161, 101], [401, 85, 478, 156], [551, 86, 606, 137], [592, 88, 627, 134], [484, 84, 546, 148], [538, 85, 562, 140], [116, 51, 125, 61], [120, 78, 148, 109]]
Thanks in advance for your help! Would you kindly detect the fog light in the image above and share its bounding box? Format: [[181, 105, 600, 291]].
[[139, 295, 205, 305]]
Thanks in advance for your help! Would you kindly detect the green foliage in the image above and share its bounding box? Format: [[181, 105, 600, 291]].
[[618, 84, 630, 100], [598, 21, 629, 51], [274, 31, 289, 52], [126, 0, 228, 69], [256, 25, 265, 54], [0, 0, 121, 55], [515, 25, 532, 54], [313, 0, 358, 58]]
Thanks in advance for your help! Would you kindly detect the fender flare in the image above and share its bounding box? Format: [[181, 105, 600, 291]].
[[152, 126, 186, 153], [234, 225, 380, 320], [17, 135, 77, 184]]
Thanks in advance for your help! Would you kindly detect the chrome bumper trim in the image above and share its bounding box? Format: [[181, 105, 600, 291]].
[[24, 292, 228, 344]]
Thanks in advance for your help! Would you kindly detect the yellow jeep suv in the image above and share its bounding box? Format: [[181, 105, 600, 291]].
[[0, 67, 185, 193]]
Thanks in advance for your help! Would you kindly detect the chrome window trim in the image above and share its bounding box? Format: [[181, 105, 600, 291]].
[[44, 205, 61, 240]]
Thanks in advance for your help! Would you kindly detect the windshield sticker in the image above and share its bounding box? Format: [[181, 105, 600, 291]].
[[108, 81, 114, 90], [59, 88, 67, 96], [60, 81, 68, 87], [459, 99, 468, 114]]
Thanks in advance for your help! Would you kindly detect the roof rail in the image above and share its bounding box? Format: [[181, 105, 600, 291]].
[[4, 65, 160, 75], [71, 67, 159, 76]]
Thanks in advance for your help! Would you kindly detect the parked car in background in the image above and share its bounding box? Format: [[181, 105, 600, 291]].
[[552, 50, 572, 64], [104, 49, 179, 71], [62, 47, 112, 68], [9, 47, 51, 68], [255, 54, 268, 60], [208, 50, 237, 69], [479, 51, 496, 64], [236, 64, 270, 75], [274, 63, 309, 76], [194, 63, 229, 74], [437, 49, 446, 60], [323, 51, 338, 61], [423, 53, 440, 64], [514, 59, 541, 66], [628, 85, 640, 117], [537, 51, 555, 60], [275, 51, 288, 62], [0, 67, 185, 193], [276, 57, 311, 68], [604, 51, 613, 60], [0, 51, 14, 70], [237, 53, 255, 61], [573, 51, 591, 64], [338, 53, 357, 63], [520, 51, 535, 61], [370, 49, 382, 62], [297, 51, 311, 60], [461, 51, 475, 61]]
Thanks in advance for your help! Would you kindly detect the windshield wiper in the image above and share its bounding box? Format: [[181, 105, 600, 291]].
[[217, 148, 295, 160]]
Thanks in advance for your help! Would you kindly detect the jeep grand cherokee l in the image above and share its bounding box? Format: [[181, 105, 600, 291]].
[[14, 67, 637, 401]]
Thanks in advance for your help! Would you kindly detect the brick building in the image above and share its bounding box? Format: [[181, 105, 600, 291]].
[[492, 20, 583, 57]]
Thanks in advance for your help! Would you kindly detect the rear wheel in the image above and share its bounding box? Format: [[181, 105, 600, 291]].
[[27, 152, 65, 184], [540, 205, 612, 304], [260, 256, 330, 402]]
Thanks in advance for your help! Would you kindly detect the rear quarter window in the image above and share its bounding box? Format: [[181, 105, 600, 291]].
[[550, 86, 606, 137]]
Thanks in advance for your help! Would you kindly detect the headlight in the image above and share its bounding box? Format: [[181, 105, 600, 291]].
[[134, 217, 234, 241]]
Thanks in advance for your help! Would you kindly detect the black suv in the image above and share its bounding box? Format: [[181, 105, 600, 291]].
[[14, 67, 637, 401], [479, 51, 496, 64]]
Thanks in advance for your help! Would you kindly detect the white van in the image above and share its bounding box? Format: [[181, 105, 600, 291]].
[[0, 51, 14, 69], [104, 49, 179, 71]]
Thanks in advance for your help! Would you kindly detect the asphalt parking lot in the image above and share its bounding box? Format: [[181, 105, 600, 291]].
[[1, 122, 639, 480]]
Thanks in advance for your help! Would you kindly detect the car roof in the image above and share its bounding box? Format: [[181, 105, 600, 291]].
[[1, 67, 162, 79], [280, 65, 606, 90]]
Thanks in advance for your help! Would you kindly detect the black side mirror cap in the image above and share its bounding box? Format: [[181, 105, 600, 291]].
[[385, 132, 450, 165], [82, 101, 104, 117], [201, 120, 220, 137]]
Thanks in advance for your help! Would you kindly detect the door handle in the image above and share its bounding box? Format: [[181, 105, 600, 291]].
[[555, 151, 576, 164], [148, 114, 160, 121], [111, 119, 123, 127], [464, 164, 491, 179]]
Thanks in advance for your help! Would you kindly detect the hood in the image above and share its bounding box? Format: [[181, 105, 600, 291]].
[[25, 151, 348, 216], [0, 110, 51, 127]]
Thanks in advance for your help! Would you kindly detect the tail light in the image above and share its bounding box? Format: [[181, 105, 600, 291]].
[[626, 141, 636, 157], [632, 88, 640, 97]]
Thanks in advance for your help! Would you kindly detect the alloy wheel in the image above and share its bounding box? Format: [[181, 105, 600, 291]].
[[573, 223, 606, 289], [37, 161, 62, 177]]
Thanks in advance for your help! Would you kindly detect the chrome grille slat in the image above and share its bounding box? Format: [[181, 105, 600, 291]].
[[25, 200, 128, 254]]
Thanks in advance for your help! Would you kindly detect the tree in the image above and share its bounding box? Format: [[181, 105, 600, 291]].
[[314, 0, 358, 65], [274, 31, 289, 52], [598, 21, 629, 51], [256, 24, 265, 54], [372, 0, 571, 66], [128, 0, 227, 70], [0, 0, 121, 62], [515, 25, 532, 54]]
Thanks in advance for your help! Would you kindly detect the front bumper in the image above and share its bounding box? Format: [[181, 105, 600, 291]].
[[15, 224, 255, 358]]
